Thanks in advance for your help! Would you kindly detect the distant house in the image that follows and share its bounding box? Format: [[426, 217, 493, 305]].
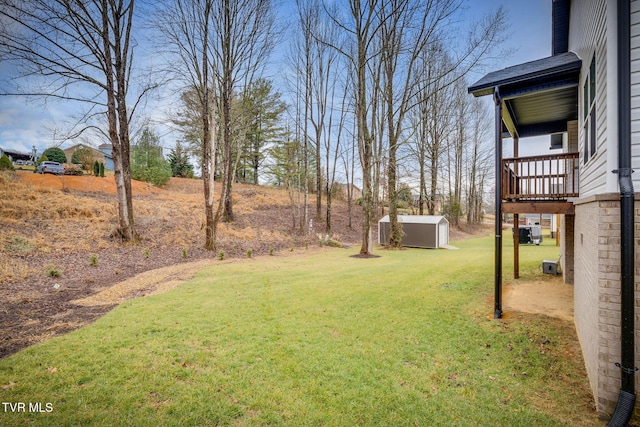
[[63, 143, 114, 171], [411, 193, 443, 214], [0, 147, 32, 163], [333, 183, 362, 201], [469, 0, 639, 419]]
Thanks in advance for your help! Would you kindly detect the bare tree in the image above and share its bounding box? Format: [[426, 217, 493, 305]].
[[155, 0, 218, 250], [318, 0, 505, 254], [291, 0, 313, 235], [380, 0, 506, 242], [409, 43, 455, 216], [466, 96, 492, 224], [211, 0, 278, 225], [297, 0, 341, 224], [406, 110, 428, 215], [156, 0, 276, 250], [339, 86, 358, 230], [446, 78, 470, 227], [0, 0, 148, 241], [378, 0, 451, 247], [324, 67, 350, 235], [321, 0, 382, 255]]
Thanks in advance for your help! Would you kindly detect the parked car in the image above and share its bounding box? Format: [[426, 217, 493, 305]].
[[37, 161, 65, 175]]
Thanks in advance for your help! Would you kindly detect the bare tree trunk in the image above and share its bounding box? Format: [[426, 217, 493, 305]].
[[156, 0, 218, 250], [325, 183, 332, 235], [103, 0, 137, 241], [219, 0, 234, 224], [418, 140, 427, 216], [341, 123, 356, 230], [353, 0, 376, 255], [204, 106, 217, 250]]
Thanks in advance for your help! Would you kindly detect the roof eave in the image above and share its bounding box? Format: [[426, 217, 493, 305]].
[[468, 52, 582, 97]]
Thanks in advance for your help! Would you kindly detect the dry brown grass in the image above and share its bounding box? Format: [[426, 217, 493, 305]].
[[0, 257, 37, 284], [0, 170, 362, 357], [0, 171, 361, 286], [1, 174, 116, 255]]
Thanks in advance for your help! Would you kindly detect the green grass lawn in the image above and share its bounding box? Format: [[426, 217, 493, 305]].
[[0, 236, 600, 426]]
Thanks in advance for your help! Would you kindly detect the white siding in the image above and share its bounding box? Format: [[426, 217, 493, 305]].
[[571, 0, 640, 195], [569, 0, 611, 197]]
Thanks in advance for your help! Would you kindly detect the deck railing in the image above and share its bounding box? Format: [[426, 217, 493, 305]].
[[501, 152, 579, 201]]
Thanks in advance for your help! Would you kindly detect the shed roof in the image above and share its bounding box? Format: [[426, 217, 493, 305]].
[[468, 52, 582, 138], [379, 215, 448, 225]]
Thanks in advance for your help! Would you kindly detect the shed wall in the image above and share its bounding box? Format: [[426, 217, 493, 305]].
[[377, 216, 447, 249], [402, 223, 436, 248]]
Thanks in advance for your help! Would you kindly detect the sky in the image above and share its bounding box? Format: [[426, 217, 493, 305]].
[[0, 0, 553, 158]]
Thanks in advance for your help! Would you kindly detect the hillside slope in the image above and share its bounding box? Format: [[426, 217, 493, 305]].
[[0, 171, 362, 357]]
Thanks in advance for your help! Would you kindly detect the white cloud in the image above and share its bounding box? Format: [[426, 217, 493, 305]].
[[0, 98, 57, 155]]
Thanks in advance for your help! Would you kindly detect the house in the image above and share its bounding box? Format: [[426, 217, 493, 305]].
[[0, 147, 33, 163], [411, 193, 443, 214], [62, 143, 114, 171], [469, 0, 639, 421], [333, 183, 362, 201]]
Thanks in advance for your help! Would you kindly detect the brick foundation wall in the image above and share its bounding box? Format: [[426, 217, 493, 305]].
[[561, 214, 575, 284], [573, 195, 640, 417]]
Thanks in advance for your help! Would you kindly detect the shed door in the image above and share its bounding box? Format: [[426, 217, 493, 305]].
[[439, 221, 448, 246]]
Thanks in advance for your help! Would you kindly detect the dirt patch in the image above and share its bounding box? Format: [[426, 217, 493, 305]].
[[350, 253, 382, 258], [71, 259, 217, 306], [503, 275, 574, 322], [19, 172, 161, 195]]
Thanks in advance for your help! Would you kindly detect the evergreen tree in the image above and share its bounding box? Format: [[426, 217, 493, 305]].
[[237, 79, 286, 185], [131, 127, 172, 186], [0, 154, 14, 171], [168, 142, 194, 178], [42, 147, 67, 164]]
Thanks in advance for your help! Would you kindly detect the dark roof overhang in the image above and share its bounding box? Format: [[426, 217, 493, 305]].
[[468, 51, 582, 138]]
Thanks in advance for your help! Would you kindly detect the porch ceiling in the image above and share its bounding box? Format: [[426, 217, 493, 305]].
[[468, 52, 582, 138]]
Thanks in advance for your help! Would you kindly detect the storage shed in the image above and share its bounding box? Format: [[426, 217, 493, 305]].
[[378, 215, 449, 249]]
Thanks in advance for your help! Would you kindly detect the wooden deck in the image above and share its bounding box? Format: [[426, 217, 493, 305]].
[[501, 152, 578, 214]]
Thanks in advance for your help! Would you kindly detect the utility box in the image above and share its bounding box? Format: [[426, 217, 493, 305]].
[[543, 260, 558, 275]]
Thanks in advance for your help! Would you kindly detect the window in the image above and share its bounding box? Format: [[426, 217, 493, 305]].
[[583, 55, 596, 164]]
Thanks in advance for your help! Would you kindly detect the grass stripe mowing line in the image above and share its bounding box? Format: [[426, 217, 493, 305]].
[[0, 237, 599, 426]]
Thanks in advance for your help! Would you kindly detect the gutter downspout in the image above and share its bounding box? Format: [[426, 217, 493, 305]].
[[608, 0, 636, 425], [494, 88, 503, 319]]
